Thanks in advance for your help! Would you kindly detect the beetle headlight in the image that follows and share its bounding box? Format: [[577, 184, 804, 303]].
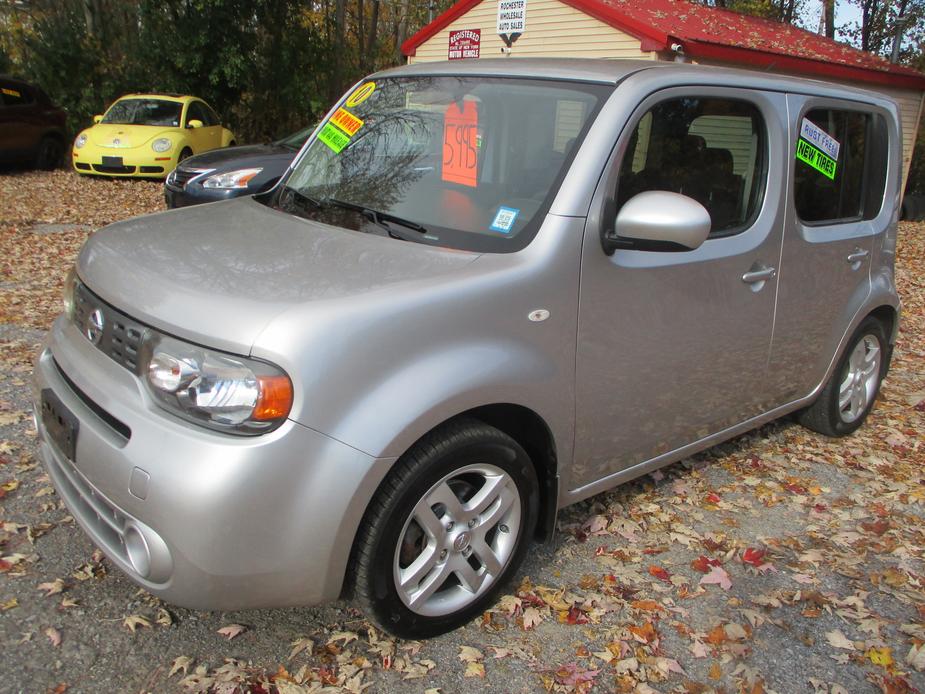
[[140, 333, 292, 434], [152, 138, 172, 153], [75, 134, 87, 149], [202, 168, 263, 189]]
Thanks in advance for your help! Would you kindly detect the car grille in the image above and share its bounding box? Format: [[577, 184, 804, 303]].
[[168, 166, 212, 189], [73, 282, 145, 373], [93, 164, 136, 174]]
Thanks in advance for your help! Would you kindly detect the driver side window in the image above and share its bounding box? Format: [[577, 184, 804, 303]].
[[617, 97, 767, 237]]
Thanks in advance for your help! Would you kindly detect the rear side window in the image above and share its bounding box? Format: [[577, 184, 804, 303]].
[[617, 97, 766, 237], [1, 84, 33, 106], [794, 108, 887, 224]]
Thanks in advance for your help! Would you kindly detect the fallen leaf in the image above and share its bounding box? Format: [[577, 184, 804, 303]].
[[45, 626, 61, 647], [289, 636, 314, 660], [699, 565, 732, 590], [825, 630, 856, 651], [464, 661, 485, 678], [458, 645, 484, 663], [216, 623, 247, 640], [169, 656, 193, 677], [123, 615, 152, 633]]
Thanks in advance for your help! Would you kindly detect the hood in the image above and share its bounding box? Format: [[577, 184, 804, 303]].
[[77, 197, 479, 354], [87, 123, 173, 148], [184, 143, 297, 169]]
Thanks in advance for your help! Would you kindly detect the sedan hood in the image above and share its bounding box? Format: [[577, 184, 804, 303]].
[[77, 197, 479, 354], [87, 123, 172, 149], [184, 143, 296, 169]]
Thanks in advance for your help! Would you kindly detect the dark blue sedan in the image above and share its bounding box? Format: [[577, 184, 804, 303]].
[[164, 126, 312, 208]]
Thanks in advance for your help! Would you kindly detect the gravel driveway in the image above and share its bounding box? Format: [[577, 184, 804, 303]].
[[1, 170, 924, 694]]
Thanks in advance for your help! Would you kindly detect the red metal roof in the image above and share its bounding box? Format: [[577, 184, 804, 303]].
[[402, 0, 925, 90]]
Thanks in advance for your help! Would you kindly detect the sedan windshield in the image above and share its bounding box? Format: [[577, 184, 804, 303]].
[[278, 125, 314, 149], [276, 76, 609, 252], [103, 98, 183, 127]]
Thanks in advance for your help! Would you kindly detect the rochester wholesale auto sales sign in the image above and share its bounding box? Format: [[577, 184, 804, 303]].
[[448, 29, 481, 60], [497, 0, 527, 33]]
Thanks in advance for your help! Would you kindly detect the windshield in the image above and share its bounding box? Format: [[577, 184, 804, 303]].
[[102, 98, 183, 127], [275, 76, 609, 252], [278, 125, 314, 149]]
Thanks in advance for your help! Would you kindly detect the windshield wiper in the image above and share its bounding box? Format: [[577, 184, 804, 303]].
[[327, 197, 428, 236], [278, 187, 325, 217]]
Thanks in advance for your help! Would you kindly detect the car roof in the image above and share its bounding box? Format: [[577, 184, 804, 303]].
[[117, 93, 198, 103], [371, 58, 895, 105]]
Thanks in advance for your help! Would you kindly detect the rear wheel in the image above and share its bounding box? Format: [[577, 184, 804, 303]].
[[353, 418, 538, 638], [798, 316, 889, 436], [34, 136, 63, 170]]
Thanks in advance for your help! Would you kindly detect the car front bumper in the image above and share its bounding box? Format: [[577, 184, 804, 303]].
[[33, 315, 394, 610], [72, 147, 178, 178]]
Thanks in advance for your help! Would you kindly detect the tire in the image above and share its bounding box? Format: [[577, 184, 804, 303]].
[[34, 135, 63, 170], [798, 316, 890, 437], [228, 140, 236, 147], [353, 417, 538, 639], [178, 147, 192, 164]]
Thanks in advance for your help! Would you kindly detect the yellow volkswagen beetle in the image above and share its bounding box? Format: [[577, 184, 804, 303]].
[[72, 93, 235, 178]]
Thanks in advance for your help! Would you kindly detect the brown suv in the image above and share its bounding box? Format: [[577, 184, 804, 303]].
[[0, 76, 67, 169]]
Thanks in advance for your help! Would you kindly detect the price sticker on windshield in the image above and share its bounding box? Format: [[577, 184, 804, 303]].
[[318, 122, 351, 153], [330, 107, 364, 136], [442, 101, 479, 187]]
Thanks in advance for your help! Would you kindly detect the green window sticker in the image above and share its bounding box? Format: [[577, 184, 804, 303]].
[[796, 138, 837, 180], [318, 122, 351, 153]]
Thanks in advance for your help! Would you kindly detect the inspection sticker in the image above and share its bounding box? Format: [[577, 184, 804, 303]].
[[800, 118, 840, 160], [318, 122, 351, 153], [330, 107, 364, 136], [489, 206, 520, 233], [796, 138, 837, 180], [346, 81, 376, 108]]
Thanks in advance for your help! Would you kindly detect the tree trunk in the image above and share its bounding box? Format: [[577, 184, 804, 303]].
[[331, 0, 346, 100], [824, 0, 835, 38]]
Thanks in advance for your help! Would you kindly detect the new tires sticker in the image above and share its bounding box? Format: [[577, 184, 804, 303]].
[[796, 118, 840, 180]]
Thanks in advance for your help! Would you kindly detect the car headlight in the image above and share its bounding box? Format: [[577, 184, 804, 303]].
[[152, 138, 172, 153], [202, 168, 263, 189], [62, 267, 78, 319], [74, 134, 87, 149], [140, 333, 292, 434]]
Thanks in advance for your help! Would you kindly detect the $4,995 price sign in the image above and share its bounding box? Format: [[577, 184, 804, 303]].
[[442, 101, 478, 187]]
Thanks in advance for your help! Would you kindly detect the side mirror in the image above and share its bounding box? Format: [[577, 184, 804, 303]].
[[602, 190, 711, 255], [93, 115, 103, 124], [187, 119, 203, 129]]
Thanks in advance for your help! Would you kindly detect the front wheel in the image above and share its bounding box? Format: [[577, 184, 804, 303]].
[[798, 316, 890, 436], [34, 136, 63, 170], [353, 418, 538, 638], [177, 147, 192, 164]]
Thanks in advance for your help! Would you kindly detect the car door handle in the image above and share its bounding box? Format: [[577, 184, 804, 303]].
[[742, 266, 777, 284], [847, 248, 870, 264]]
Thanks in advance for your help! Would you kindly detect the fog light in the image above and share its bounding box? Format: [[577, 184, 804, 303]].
[[124, 525, 151, 579]]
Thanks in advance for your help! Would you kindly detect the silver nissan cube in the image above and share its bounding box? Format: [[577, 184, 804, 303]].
[[34, 59, 901, 638]]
